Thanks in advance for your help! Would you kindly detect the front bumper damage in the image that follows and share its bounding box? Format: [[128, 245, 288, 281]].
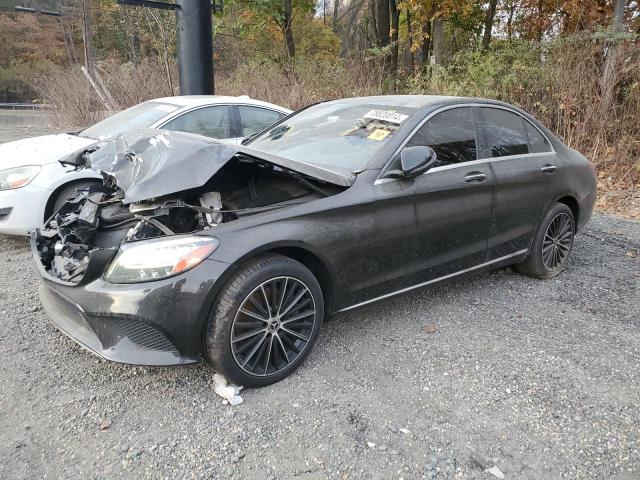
[[32, 231, 232, 366]]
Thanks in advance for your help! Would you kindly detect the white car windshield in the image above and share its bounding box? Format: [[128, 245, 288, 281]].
[[80, 101, 180, 139], [248, 102, 418, 172]]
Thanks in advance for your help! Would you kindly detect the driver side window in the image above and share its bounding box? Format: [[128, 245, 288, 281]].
[[162, 106, 231, 139], [406, 107, 478, 167]]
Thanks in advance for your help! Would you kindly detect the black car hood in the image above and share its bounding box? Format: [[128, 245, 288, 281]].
[[62, 129, 355, 204]]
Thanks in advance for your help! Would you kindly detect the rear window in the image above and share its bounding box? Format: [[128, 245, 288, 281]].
[[525, 121, 552, 153], [239, 106, 284, 137], [480, 108, 529, 158]]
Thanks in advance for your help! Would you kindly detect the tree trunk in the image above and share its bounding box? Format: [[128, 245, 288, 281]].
[[420, 20, 431, 66], [407, 10, 414, 74], [482, 0, 498, 49], [375, 0, 390, 47], [59, 18, 77, 66], [536, 0, 544, 41], [390, 0, 399, 80], [80, 0, 95, 72], [374, 0, 390, 73], [599, 0, 627, 115], [332, 0, 340, 32], [283, 0, 295, 58], [339, 0, 364, 55], [432, 18, 443, 65], [507, 1, 514, 40]]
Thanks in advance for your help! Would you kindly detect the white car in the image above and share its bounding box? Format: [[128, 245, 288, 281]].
[[0, 95, 291, 235]]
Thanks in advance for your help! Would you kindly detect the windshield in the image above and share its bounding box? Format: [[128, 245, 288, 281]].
[[80, 101, 180, 140], [248, 102, 418, 172]]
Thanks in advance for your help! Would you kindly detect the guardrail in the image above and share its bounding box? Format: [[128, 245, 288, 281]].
[[0, 103, 51, 110]]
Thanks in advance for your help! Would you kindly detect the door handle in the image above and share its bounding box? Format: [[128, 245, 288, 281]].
[[540, 164, 557, 174], [464, 172, 487, 183]]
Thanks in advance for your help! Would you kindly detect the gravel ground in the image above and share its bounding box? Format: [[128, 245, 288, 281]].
[[1, 127, 639, 479]]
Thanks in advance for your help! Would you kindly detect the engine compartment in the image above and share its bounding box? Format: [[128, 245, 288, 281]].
[[37, 156, 344, 283]]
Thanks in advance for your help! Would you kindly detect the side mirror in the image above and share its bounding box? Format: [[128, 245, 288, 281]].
[[388, 146, 438, 179]]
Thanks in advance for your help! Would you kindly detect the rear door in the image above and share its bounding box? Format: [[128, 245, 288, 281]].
[[477, 107, 556, 259]]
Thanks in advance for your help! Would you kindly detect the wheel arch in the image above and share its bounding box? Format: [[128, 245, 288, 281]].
[[43, 176, 103, 221], [555, 194, 580, 232], [230, 241, 336, 320]]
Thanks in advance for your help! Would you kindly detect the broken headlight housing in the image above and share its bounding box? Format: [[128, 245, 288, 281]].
[[104, 236, 219, 284], [0, 165, 41, 190]]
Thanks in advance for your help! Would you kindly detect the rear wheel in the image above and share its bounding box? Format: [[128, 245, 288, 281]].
[[516, 202, 575, 279], [205, 254, 323, 388]]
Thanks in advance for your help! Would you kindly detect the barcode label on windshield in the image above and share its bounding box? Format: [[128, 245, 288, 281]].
[[363, 109, 409, 124]]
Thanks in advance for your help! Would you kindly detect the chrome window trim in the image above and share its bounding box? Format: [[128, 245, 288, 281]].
[[375, 103, 555, 184], [337, 249, 528, 313]]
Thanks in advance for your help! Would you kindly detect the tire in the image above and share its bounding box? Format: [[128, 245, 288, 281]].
[[205, 254, 324, 388], [51, 180, 101, 214], [515, 202, 575, 279]]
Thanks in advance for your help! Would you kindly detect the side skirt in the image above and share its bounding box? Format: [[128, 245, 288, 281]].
[[336, 249, 528, 313]]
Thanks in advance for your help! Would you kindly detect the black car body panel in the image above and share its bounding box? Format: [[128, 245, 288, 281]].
[[32, 95, 597, 366]]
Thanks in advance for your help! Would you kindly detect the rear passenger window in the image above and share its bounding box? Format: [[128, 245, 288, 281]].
[[481, 108, 529, 158], [407, 107, 477, 167], [525, 121, 552, 153], [239, 106, 284, 137]]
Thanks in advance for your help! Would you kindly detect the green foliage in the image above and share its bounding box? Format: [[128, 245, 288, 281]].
[[408, 40, 550, 104]]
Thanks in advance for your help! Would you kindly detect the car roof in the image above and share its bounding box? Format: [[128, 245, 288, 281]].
[[150, 95, 292, 112], [319, 95, 465, 109], [319, 94, 520, 110]]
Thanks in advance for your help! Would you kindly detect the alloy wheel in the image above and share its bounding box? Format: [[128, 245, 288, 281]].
[[230, 276, 317, 376], [542, 212, 573, 270]]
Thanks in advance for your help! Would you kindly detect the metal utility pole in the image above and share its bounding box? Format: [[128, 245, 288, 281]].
[[176, 0, 214, 95], [117, 0, 222, 95]]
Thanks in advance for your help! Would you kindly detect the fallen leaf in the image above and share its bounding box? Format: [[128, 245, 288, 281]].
[[626, 251, 637, 257], [485, 465, 505, 479], [99, 420, 112, 430], [422, 324, 437, 334]]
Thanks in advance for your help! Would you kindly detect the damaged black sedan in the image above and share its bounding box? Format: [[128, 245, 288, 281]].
[[32, 96, 597, 387]]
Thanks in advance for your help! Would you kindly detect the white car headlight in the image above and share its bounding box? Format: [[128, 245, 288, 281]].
[[105, 236, 220, 284], [0, 166, 41, 191]]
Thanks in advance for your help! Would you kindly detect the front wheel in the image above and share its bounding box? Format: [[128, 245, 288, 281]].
[[205, 254, 324, 388], [516, 202, 575, 279]]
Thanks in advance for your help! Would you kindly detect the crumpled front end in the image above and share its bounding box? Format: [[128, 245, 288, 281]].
[[36, 129, 343, 285], [31, 129, 346, 365], [32, 231, 232, 365]]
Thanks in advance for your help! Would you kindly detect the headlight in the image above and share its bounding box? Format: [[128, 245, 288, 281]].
[[105, 236, 219, 284], [0, 166, 41, 190]]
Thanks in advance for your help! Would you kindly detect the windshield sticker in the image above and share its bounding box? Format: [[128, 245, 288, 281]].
[[368, 129, 391, 141], [363, 109, 409, 125]]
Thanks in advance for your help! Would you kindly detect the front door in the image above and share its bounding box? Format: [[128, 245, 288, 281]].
[[368, 106, 494, 297], [406, 107, 493, 285]]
